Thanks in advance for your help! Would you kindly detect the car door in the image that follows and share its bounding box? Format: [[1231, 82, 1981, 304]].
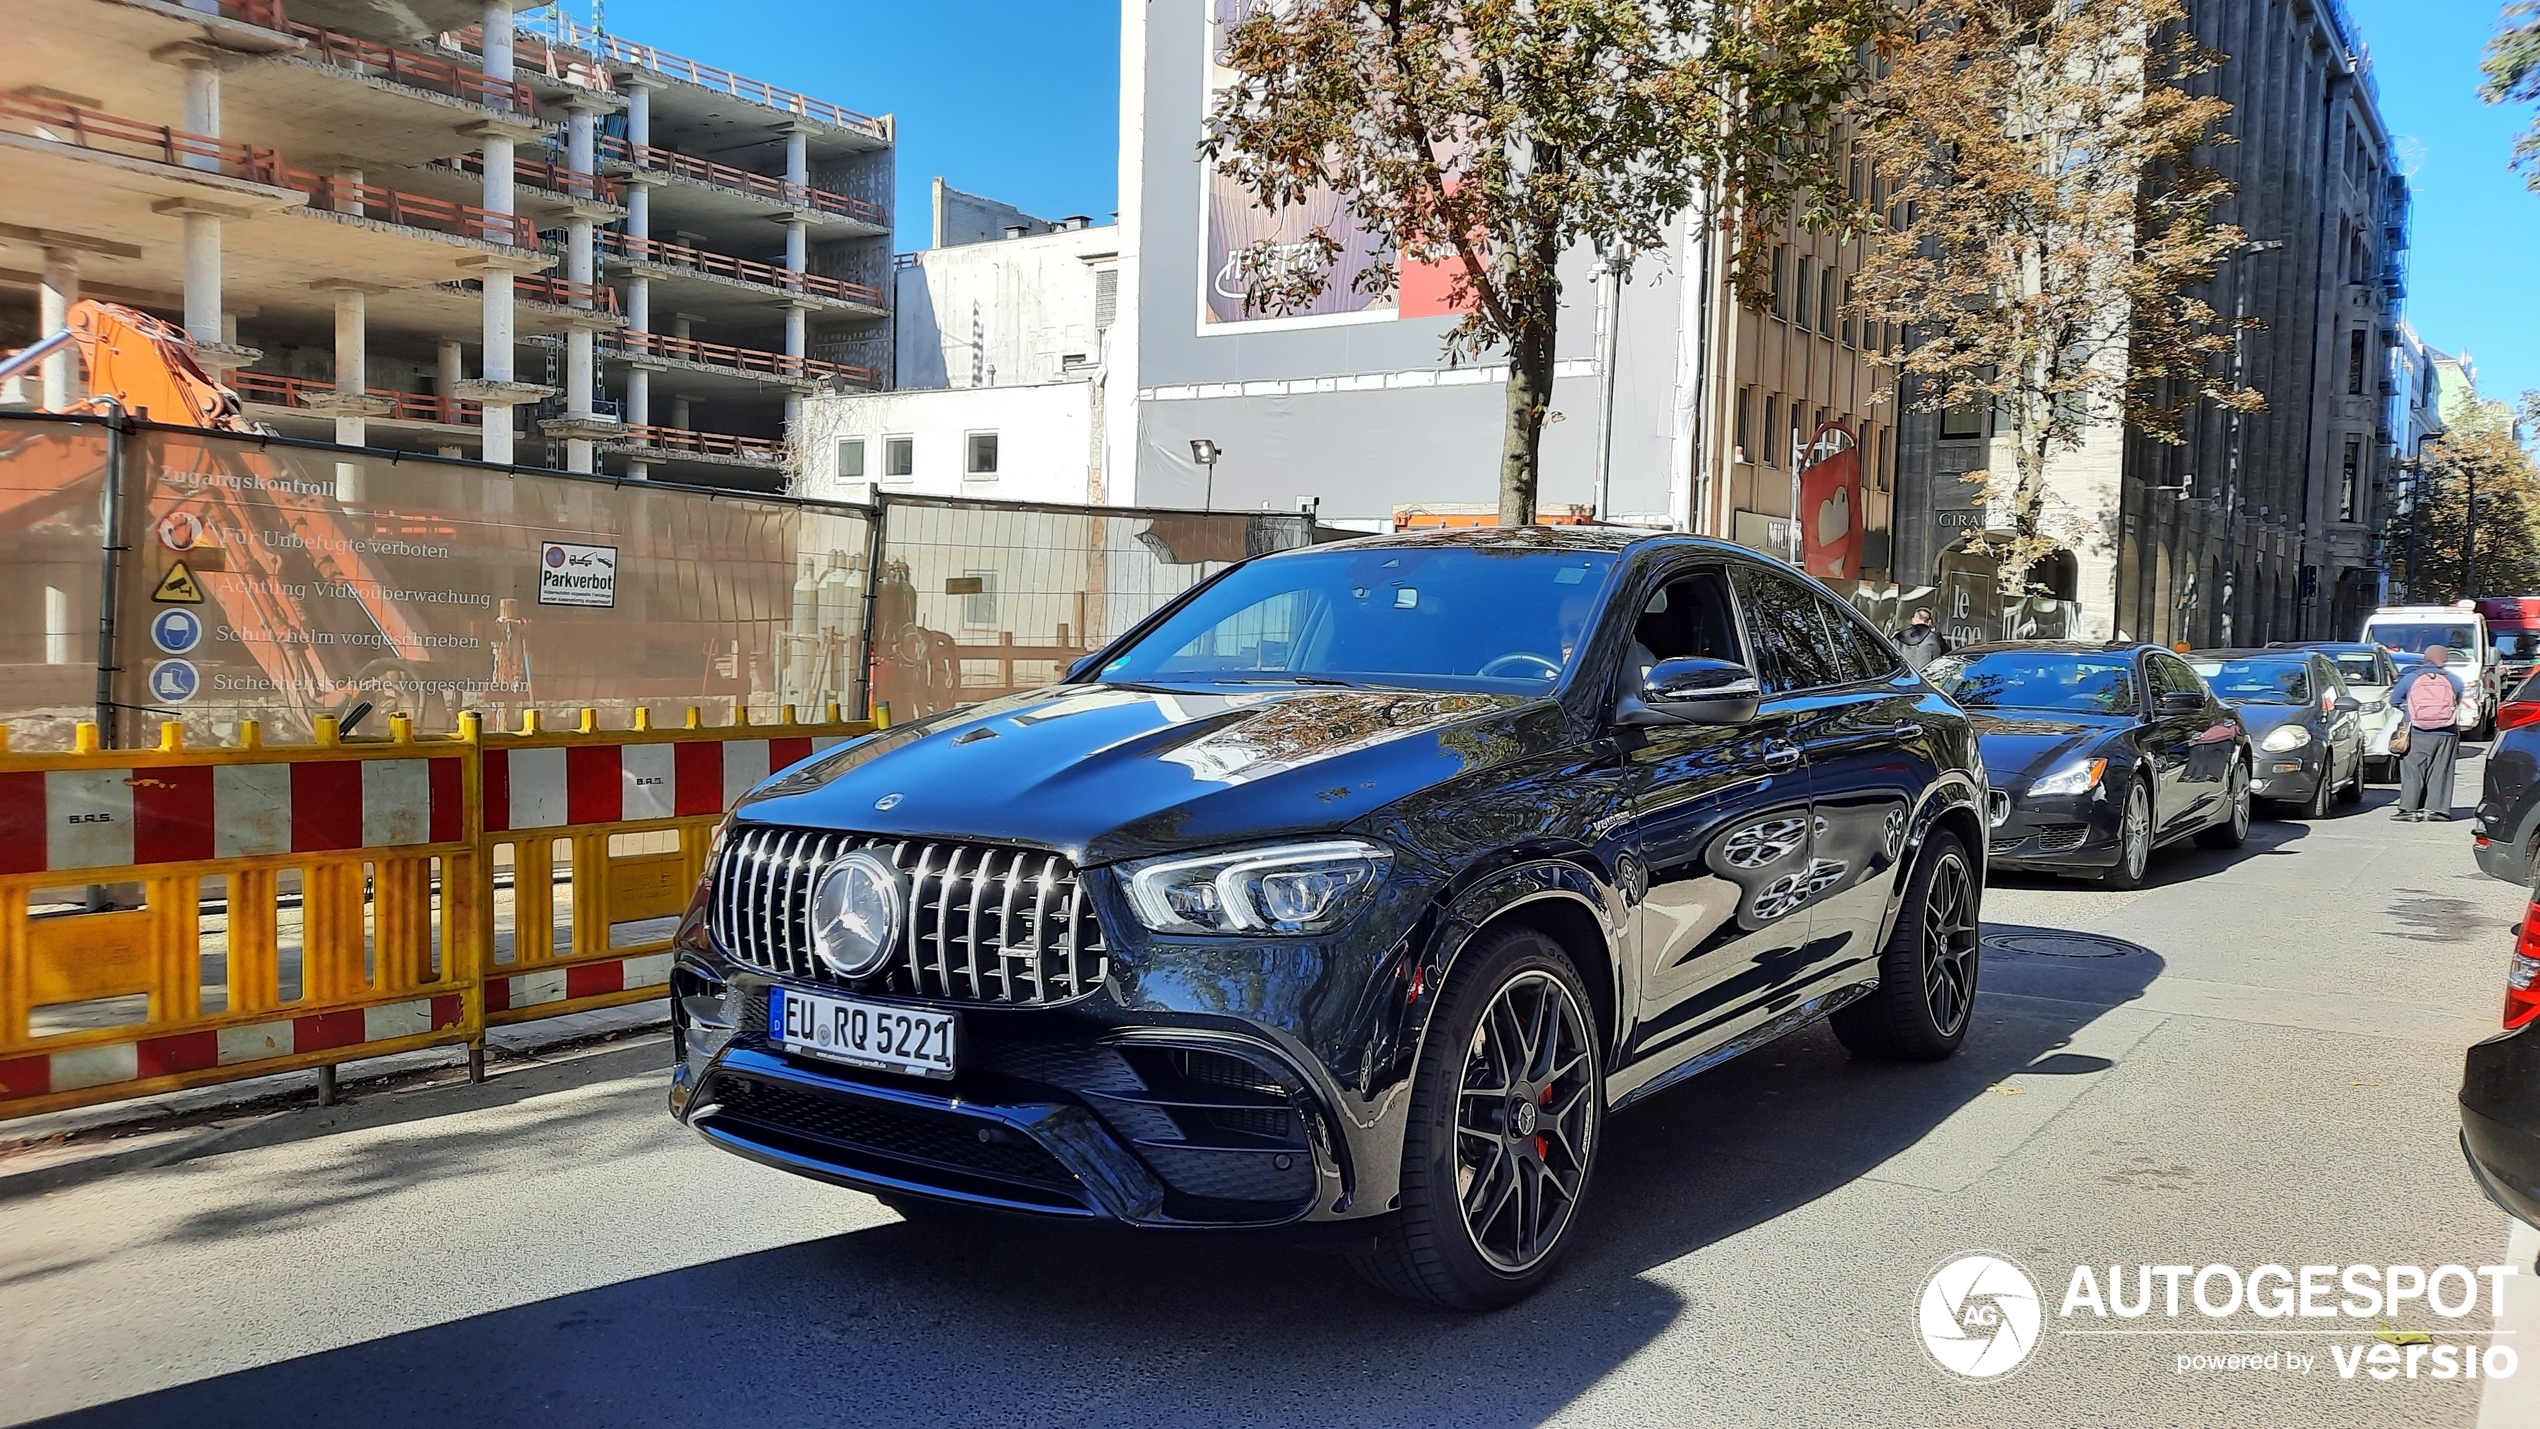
[[1783, 587, 1934, 984], [2316, 656, 2361, 781], [1617, 561, 1820, 1075], [2143, 652, 2219, 834]]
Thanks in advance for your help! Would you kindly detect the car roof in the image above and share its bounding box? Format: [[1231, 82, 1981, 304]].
[[1287, 524, 1753, 560], [1948, 640, 2156, 657], [2268, 641, 2381, 653], [2186, 648, 2316, 661]]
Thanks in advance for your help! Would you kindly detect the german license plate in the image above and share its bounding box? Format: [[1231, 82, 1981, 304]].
[[770, 986, 956, 1080]]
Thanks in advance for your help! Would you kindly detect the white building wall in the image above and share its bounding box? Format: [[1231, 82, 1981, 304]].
[[895, 225, 1122, 391], [795, 381, 1098, 505]]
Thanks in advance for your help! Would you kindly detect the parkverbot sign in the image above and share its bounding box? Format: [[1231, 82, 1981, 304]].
[[538, 541, 619, 609]]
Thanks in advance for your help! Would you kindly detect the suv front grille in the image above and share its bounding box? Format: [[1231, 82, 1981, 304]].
[[709, 825, 1108, 1005]]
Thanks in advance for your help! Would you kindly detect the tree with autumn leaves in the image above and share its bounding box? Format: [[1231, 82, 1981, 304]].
[[1203, 0, 1889, 526], [2396, 402, 2540, 604]]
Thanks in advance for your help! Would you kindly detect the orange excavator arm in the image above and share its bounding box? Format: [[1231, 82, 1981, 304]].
[[61, 300, 253, 430]]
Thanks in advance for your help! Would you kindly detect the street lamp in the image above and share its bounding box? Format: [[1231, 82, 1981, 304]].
[[2218, 239, 2285, 648], [1190, 438, 1221, 511]]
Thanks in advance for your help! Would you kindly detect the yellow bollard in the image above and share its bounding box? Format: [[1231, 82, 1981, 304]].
[[239, 719, 263, 750], [74, 721, 100, 754], [159, 721, 184, 752], [633, 707, 653, 731], [390, 713, 414, 745], [314, 716, 341, 748]]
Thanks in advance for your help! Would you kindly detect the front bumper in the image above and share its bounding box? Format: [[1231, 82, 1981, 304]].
[[2250, 745, 2323, 802], [1984, 786, 2121, 870], [668, 957, 1361, 1229], [2462, 1021, 2540, 1229]]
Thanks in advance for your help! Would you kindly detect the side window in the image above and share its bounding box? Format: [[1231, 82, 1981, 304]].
[[1632, 567, 1744, 666], [1730, 567, 1842, 694], [1812, 594, 1902, 684], [2148, 655, 2199, 704]]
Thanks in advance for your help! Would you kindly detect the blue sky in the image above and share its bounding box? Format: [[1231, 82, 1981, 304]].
[[549, 0, 1123, 241], [2342, 1, 2537, 406], [558, 3, 2532, 407]]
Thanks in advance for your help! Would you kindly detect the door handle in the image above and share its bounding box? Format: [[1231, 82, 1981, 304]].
[[1763, 741, 1802, 769], [1892, 721, 1924, 739]]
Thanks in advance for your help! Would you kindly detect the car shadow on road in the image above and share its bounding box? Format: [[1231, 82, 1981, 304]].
[[28, 927, 2164, 1428]]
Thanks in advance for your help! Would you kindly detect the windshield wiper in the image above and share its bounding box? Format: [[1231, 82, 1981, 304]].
[[1214, 674, 1357, 686]]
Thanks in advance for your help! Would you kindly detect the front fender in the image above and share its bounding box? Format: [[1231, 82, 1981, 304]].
[[1879, 771, 1988, 944]]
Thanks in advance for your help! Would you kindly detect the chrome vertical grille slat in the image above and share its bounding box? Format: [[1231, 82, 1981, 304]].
[[707, 827, 1106, 1006]]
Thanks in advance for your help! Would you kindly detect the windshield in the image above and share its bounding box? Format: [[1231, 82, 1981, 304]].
[[2189, 658, 2313, 705], [2330, 654, 2383, 686], [2495, 630, 2538, 659], [2366, 622, 2477, 656], [1096, 546, 1621, 691], [1924, 651, 2138, 714]]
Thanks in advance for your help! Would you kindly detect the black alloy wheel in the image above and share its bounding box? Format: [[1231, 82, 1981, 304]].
[[1352, 924, 1602, 1310], [2195, 756, 2252, 849], [1830, 828, 1980, 1061], [2101, 779, 2153, 890]]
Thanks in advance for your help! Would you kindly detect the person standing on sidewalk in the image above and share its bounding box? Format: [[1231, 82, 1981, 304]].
[[2393, 645, 2466, 821], [1894, 608, 1951, 673]]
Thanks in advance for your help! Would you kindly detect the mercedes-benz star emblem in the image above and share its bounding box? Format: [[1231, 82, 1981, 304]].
[[809, 851, 904, 979]]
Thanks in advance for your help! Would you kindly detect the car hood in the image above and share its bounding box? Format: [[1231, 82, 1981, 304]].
[[733, 682, 1564, 866], [1966, 710, 2132, 787], [2219, 700, 2305, 736]]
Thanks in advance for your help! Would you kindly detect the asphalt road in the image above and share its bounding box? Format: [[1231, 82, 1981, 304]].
[[2, 755, 2529, 1428]]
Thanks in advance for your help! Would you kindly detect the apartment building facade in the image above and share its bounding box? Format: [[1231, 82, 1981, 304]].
[[1885, 0, 2409, 644], [0, 1, 891, 490]]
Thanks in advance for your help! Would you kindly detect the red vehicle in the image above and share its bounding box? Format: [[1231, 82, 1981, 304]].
[[2476, 597, 2540, 696]]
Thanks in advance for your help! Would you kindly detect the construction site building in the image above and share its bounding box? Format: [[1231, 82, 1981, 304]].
[[0, 1, 893, 489]]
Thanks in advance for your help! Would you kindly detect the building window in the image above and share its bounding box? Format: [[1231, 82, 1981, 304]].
[[2347, 329, 2366, 395], [884, 435, 914, 479], [836, 437, 865, 481], [1735, 387, 1752, 463], [2340, 439, 2361, 522], [1762, 395, 1782, 465], [1794, 256, 1813, 329], [1841, 279, 1858, 348], [1094, 267, 1119, 331], [965, 431, 999, 479], [1819, 267, 1838, 338], [1941, 401, 1985, 440], [1876, 426, 1892, 493], [1771, 246, 1789, 318]]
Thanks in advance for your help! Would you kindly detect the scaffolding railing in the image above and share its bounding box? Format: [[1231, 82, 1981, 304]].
[[596, 135, 884, 227], [228, 370, 482, 425], [282, 167, 538, 247], [220, 0, 536, 112], [603, 331, 878, 388], [594, 231, 884, 308], [547, 14, 886, 140], [0, 93, 280, 182], [445, 152, 622, 206], [606, 424, 788, 462]]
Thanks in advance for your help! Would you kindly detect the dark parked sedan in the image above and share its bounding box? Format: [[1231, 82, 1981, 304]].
[[2459, 873, 2540, 1228], [1924, 643, 2250, 889], [2474, 673, 2540, 883], [666, 528, 1990, 1308], [2185, 649, 2367, 818]]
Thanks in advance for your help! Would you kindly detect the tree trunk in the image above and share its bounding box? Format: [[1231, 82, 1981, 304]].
[[1498, 312, 1554, 528]]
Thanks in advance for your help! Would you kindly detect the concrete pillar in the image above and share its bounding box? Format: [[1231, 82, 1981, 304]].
[[39, 248, 78, 409], [671, 313, 693, 341], [477, 5, 519, 462], [626, 183, 650, 242], [671, 395, 690, 430], [784, 126, 809, 190], [785, 218, 808, 274], [437, 339, 465, 455], [333, 286, 368, 447], [333, 165, 364, 220], [785, 304, 807, 362], [182, 215, 221, 339], [626, 76, 653, 148], [481, 272, 516, 463], [180, 58, 219, 172]]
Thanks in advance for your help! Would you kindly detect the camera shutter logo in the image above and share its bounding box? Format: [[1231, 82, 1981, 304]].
[[1919, 1253, 2042, 1380]]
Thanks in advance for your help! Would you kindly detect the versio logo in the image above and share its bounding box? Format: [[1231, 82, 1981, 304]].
[[1921, 1253, 2043, 1380]]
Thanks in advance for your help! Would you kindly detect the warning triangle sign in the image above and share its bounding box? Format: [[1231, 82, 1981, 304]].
[[153, 562, 206, 604]]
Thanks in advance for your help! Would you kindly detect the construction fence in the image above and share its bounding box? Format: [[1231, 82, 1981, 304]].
[[0, 412, 1315, 753]]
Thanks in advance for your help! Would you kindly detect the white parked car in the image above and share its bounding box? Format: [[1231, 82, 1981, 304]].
[[2273, 641, 2406, 779], [2359, 606, 2496, 738]]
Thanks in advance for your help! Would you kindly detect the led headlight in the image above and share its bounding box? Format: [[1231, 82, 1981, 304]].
[[2028, 756, 2107, 797], [2260, 724, 2313, 752], [1124, 839, 1392, 936]]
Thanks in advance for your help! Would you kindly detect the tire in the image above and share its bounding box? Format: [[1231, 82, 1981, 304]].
[[1829, 829, 1980, 1062], [2100, 778, 2154, 890], [1349, 924, 1603, 1310], [2195, 756, 2252, 849], [2306, 758, 2336, 819]]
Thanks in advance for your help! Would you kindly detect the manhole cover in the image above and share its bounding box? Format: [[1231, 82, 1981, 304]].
[[1981, 931, 2146, 959]]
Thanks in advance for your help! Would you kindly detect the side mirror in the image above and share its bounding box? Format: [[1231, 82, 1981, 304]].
[[2157, 689, 2205, 714], [1066, 653, 1103, 680], [2332, 695, 2361, 713], [1616, 656, 1762, 727]]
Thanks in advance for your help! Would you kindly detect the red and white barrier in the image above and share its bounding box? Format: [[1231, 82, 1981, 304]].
[[0, 993, 466, 1102], [482, 951, 674, 1014], [0, 758, 465, 874], [482, 736, 847, 833]]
